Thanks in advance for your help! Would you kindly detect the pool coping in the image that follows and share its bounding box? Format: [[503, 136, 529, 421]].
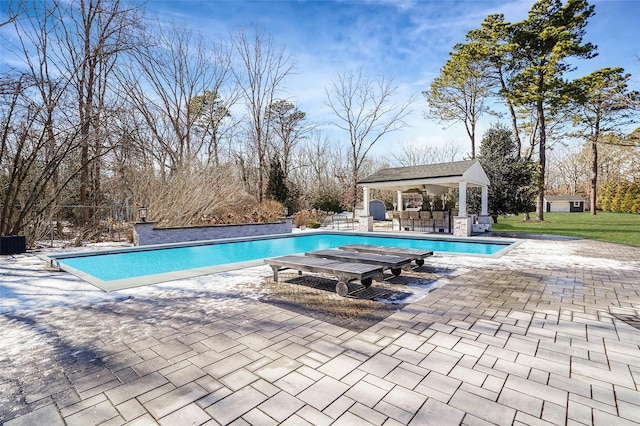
[[40, 230, 521, 292]]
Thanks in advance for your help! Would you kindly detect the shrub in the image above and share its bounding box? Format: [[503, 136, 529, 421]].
[[311, 187, 343, 212], [293, 209, 330, 228], [306, 221, 321, 228]]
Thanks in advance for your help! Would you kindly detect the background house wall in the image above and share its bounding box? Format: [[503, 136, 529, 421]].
[[545, 196, 585, 213]]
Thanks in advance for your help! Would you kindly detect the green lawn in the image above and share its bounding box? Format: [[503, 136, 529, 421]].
[[492, 211, 640, 247]]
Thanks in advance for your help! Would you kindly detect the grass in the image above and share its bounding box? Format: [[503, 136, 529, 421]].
[[492, 211, 640, 247]]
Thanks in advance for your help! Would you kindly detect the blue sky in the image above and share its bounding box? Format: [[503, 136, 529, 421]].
[[145, 0, 640, 157], [168, 0, 640, 158], [4, 0, 638, 158]]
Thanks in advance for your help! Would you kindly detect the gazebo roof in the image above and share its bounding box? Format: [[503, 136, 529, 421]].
[[358, 159, 490, 194]]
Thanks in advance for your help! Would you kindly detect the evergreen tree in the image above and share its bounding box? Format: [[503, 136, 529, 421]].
[[631, 182, 640, 214], [510, 0, 596, 221], [442, 0, 597, 221], [597, 180, 614, 211], [621, 182, 638, 213], [265, 155, 289, 206], [425, 43, 495, 159], [477, 124, 536, 222], [610, 181, 628, 212], [569, 68, 638, 215]]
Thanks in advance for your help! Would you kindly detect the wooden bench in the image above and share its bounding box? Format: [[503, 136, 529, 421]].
[[306, 249, 412, 277], [339, 244, 433, 267], [264, 255, 383, 297]]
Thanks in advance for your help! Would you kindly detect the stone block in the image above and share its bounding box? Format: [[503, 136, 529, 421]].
[[453, 216, 472, 237]]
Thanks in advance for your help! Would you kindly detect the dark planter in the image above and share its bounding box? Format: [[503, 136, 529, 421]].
[[0, 235, 27, 255]]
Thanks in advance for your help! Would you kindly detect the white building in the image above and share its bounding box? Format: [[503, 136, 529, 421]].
[[544, 195, 585, 213]]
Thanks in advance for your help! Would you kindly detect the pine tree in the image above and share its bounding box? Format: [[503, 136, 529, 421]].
[[631, 181, 640, 214], [598, 180, 614, 211], [265, 155, 289, 205], [610, 181, 628, 212], [622, 182, 639, 213], [477, 124, 536, 222]]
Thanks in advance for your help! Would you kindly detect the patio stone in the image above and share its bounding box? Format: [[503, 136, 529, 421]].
[[104, 372, 168, 405], [379, 386, 426, 416], [115, 398, 146, 422], [144, 382, 208, 419], [359, 353, 402, 378], [64, 399, 120, 426], [450, 388, 515, 425], [410, 398, 464, 426], [219, 368, 260, 391], [5, 404, 65, 426], [318, 353, 362, 380], [257, 391, 305, 422], [297, 376, 350, 411], [344, 380, 389, 408], [205, 386, 268, 424], [157, 403, 210, 426]]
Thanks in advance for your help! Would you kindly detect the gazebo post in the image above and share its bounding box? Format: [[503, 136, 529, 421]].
[[481, 186, 488, 216], [396, 191, 403, 211], [453, 181, 472, 237], [359, 186, 373, 232], [477, 185, 492, 232], [458, 181, 467, 217], [363, 186, 370, 216]]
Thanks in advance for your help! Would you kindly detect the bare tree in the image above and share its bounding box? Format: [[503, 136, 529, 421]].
[[123, 23, 231, 175], [391, 141, 463, 166], [547, 144, 589, 195], [325, 69, 413, 215], [0, 0, 24, 27], [285, 130, 343, 210], [296, 131, 336, 190], [1, 0, 140, 241], [54, 0, 142, 226], [0, 72, 78, 239], [231, 26, 294, 202]]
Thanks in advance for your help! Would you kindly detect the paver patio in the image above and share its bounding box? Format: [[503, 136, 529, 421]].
[[1, 236, 639, 425]]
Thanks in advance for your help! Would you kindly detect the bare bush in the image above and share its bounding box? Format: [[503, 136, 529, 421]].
[[132, 164, 283, 227], [292, 209, 331, 228]]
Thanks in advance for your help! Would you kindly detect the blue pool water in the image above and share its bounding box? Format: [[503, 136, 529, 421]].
[[54, 233, 512, 282]]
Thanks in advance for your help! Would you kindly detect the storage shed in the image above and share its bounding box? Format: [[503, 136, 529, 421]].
[[544, 195, 585, 213], [368, 200, 387, 221]]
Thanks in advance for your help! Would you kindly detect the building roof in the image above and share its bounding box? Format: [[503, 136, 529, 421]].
[[359, 160, 477, 184], [544, 195, 585, 202], [358, 160, 490, 194]]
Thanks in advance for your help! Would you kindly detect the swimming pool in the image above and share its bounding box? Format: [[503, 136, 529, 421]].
[[45, 232, 518, 291]]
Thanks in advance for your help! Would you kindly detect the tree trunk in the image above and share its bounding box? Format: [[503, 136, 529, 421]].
[[535, 96, 546, 222], [470, 128, 476, 159], [590, 137, 598, 215], [498, 69, 522, 158]]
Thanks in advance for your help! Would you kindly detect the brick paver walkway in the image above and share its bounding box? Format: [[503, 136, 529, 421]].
[[1, 237, 639, 425]]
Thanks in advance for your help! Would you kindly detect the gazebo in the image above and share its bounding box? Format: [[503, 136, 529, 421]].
[[357, 159, 491, 236]]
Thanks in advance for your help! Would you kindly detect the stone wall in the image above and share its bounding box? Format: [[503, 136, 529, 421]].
[[133, 218, 293, 246]]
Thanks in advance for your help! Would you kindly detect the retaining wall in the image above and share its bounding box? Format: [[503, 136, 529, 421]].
[[133, 218, 293, 246]]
